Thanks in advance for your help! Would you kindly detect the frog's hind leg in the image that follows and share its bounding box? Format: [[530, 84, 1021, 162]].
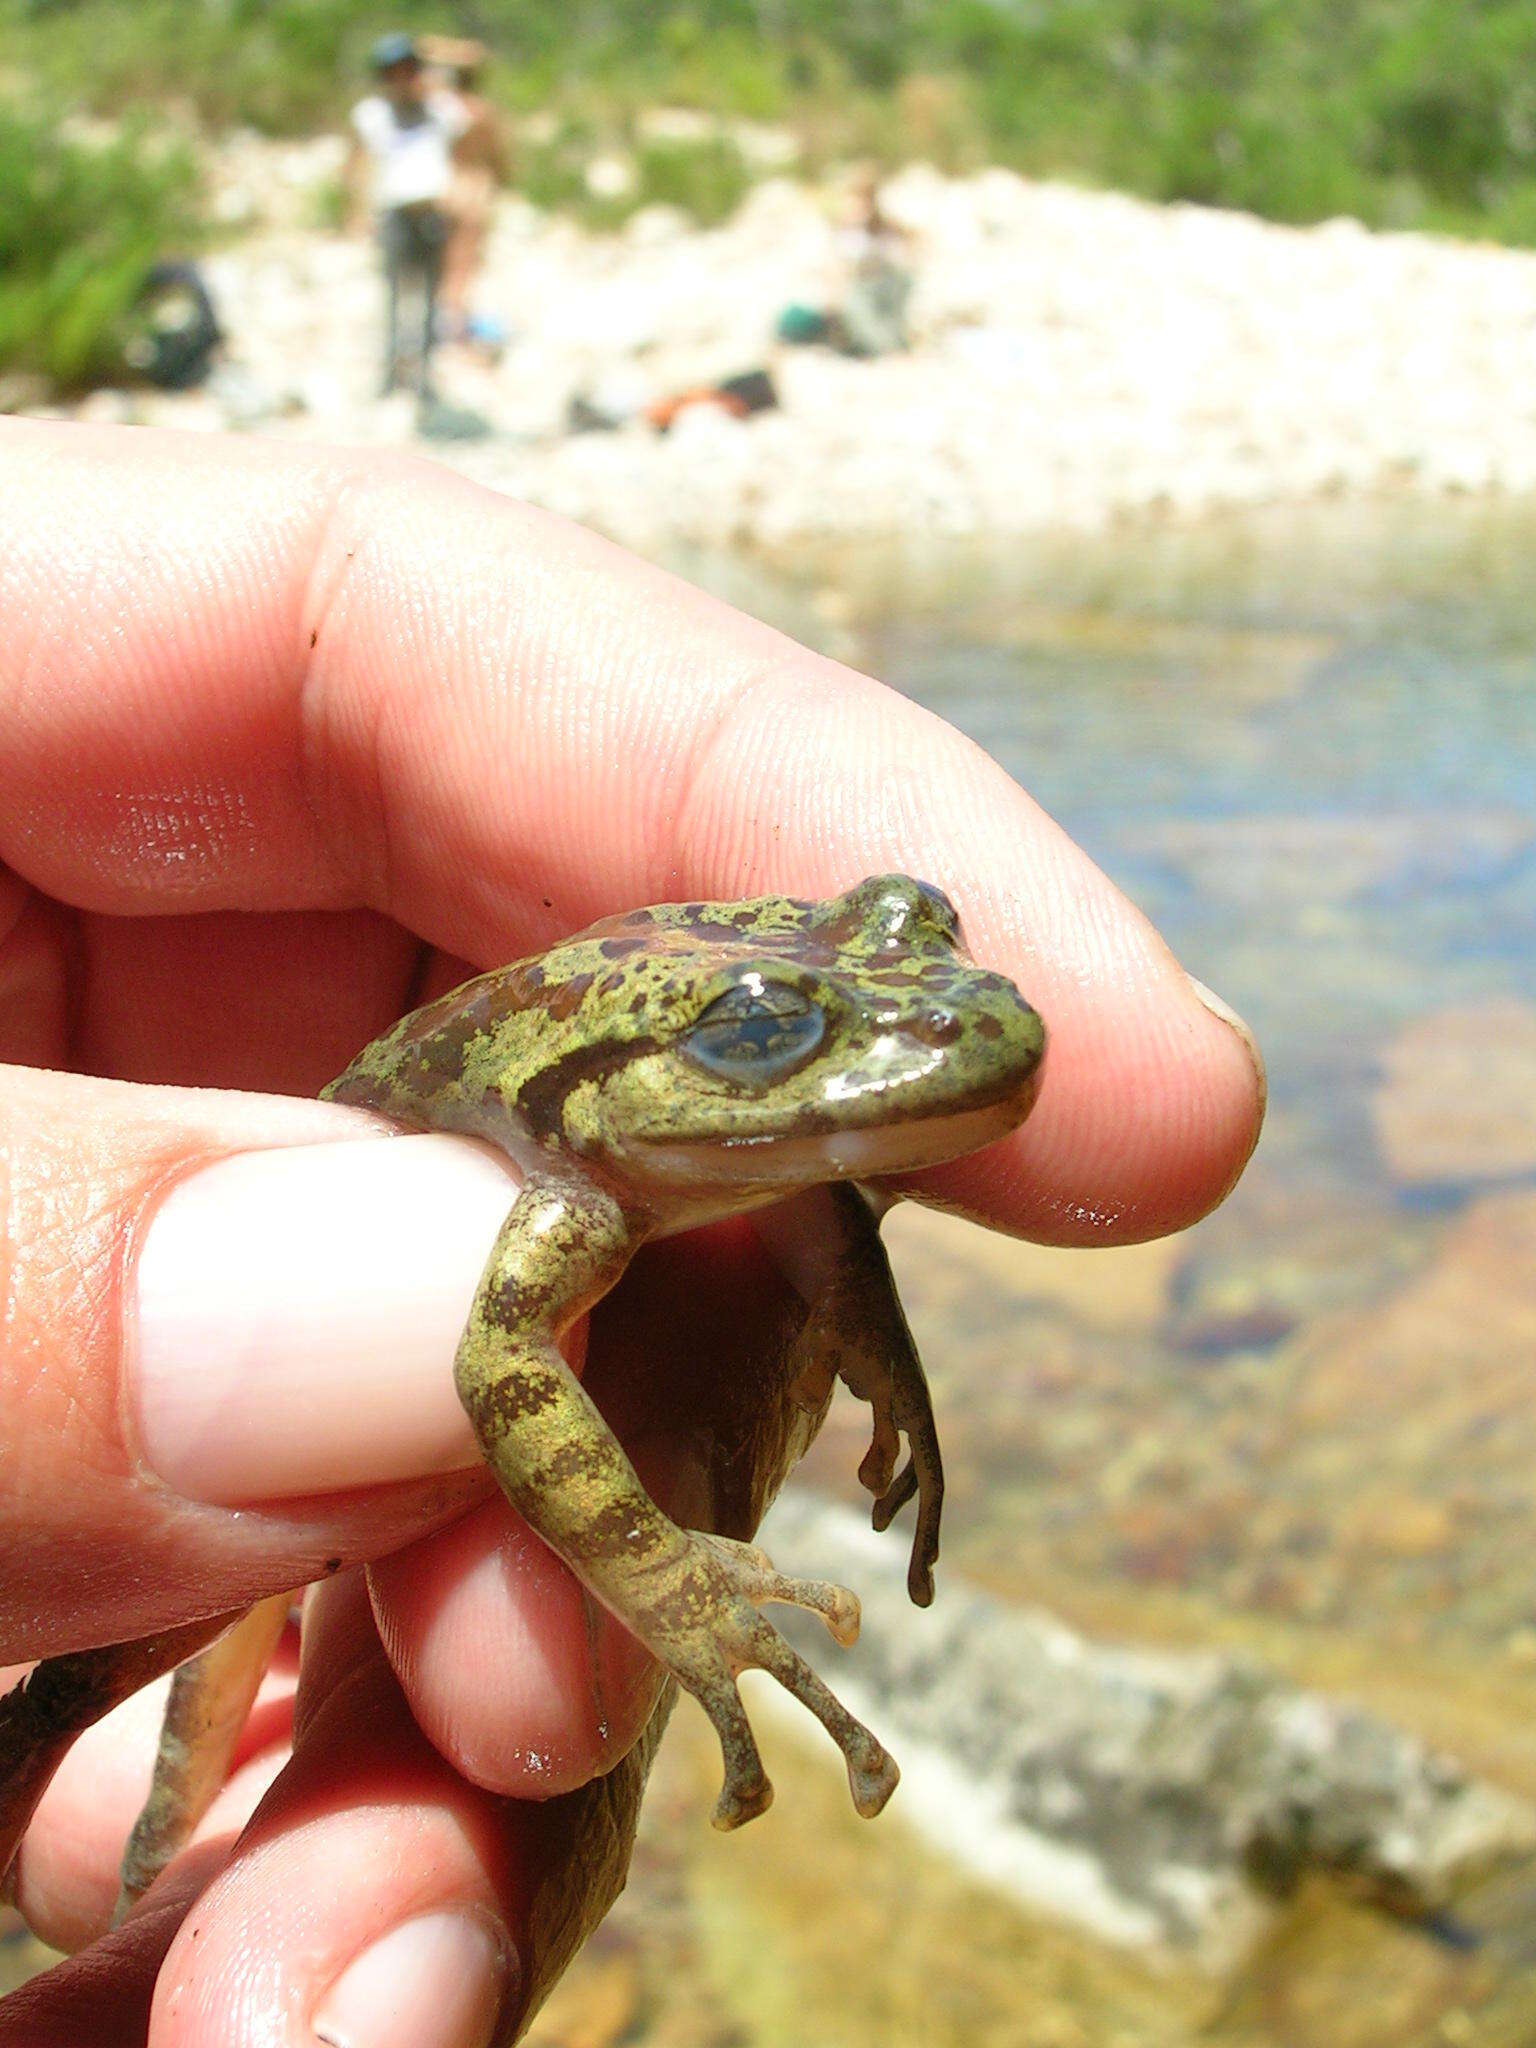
[[0, 1612, 243, 1904], [453, 1181, 900, 1831], [114, 1591, 292, 1922]]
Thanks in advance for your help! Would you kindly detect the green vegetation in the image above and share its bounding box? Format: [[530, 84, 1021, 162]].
[[518, 120, 751, 229], [632, 135, 753, 227], [5, 1, 1536, 243], [0, 103, 199, 389], [4, 0, 1536, 389]]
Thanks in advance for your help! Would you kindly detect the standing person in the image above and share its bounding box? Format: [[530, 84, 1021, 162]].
[[346, 33, 467, 401], [419, 35, 510, 345]]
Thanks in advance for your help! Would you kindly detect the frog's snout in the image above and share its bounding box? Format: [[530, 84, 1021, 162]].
[[975, 977, 1048, 1116], [884, 967, 1045, 1129]]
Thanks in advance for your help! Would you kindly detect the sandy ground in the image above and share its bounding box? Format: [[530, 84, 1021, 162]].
[[63, 143, 1536, 552]]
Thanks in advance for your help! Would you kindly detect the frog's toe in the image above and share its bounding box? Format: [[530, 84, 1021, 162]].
[[870, 1422, 944, 1609], [713, 1773, 775, 1831], [750, 1623, 899, 1819], [870, 1459, 917, 1530], [696, 1674, 775, 1830], [856, 1407, 901, 1498], [695, 1533, 861, 1646]]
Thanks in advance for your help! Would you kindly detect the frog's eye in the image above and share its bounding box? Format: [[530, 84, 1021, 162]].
[[682, 977, 825, 1086]]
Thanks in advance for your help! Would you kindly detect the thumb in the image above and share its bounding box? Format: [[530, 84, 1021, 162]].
[[0, 1062, 522, 1660]]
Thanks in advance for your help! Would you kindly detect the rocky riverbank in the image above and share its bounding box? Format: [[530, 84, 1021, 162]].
[[57, 143, 1536, 553], [761, 1493, 1536, 1971]]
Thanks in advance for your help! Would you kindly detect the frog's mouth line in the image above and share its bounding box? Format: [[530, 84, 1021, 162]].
[[633, 1082, 1044, 1189]]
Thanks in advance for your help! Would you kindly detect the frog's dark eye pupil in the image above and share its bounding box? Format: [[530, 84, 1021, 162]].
[[683, 981, 825, 1085]]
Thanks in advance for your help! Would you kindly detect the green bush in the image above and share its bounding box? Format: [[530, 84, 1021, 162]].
[[518, 118, 628, 226], [0, 105, 200, 389], [634, 136, 751, 225], [517, 123, 750, 228], [6, 0, 1536, 248]]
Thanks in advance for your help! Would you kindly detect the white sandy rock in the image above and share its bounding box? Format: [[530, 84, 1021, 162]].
[[91, 144, 1536, 551]]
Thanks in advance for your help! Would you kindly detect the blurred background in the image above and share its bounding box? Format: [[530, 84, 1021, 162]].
[[5, 4, 1536, 2042]]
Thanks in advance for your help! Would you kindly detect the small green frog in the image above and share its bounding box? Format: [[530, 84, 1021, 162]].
[[4, 875, 1045, 1913]]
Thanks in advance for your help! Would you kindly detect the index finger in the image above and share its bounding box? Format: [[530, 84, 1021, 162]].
[[0, 419, 1261, 1243]]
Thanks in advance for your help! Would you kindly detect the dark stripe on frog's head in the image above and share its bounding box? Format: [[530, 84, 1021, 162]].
[[513, 1031, 666, 1141]]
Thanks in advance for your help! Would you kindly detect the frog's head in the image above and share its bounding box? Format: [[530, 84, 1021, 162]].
[[557, 874, 1045, 1195]]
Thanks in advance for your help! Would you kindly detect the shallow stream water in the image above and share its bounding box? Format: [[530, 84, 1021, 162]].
[[609, 497, 1536, 2048], [715, 496, 1536, 1223]]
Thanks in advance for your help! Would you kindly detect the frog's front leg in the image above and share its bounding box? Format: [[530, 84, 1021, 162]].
[[762, 1183, 945, 1606], [457, 1179, 899, 1828]]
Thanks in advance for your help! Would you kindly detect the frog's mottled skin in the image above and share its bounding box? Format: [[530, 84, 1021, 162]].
[[1, 875, 1045, 1915]]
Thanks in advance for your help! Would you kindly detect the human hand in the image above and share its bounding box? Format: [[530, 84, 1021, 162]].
[[0, 419, 1262, 2043]]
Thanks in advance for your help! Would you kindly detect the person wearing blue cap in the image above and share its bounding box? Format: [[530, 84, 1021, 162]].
[[346, 34, 469, 400]]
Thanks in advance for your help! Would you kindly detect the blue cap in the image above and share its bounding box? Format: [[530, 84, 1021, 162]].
[[369, 32, 418, 71]]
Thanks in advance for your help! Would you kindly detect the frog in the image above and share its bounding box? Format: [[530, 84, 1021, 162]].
[[0, 873, 1045, 1920]]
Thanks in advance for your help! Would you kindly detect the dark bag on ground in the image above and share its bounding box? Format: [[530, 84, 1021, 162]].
[[125, 263, 223, 390]]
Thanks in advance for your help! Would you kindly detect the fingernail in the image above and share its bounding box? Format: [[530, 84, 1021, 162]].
[[313, 1909, 514, 2048], [1186, 975, 1268, 1120], [129, 1135, 519, 1505]]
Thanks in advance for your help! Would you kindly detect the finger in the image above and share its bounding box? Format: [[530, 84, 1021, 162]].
[[0, 1063, 524, 1655], [144, 1573, 661, 2048], [366, 1496, 666, 1799], [0, 869, 69, 1069], [72, 905, 423, 1095], [1, 420, 1261, 1243], [220, 1221, 850, 2044], [0, 1840, 226, 2047], [3, 881, 425, 1095], [14, 1228, 852, 2036]]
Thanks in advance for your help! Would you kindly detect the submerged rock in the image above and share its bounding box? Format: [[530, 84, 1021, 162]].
[[763, 1493, 1536, 1969], [1374, 1000, 1536, 1187]]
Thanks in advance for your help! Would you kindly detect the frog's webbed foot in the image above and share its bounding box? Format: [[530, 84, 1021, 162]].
[[675, 1534, 897, 1829]]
